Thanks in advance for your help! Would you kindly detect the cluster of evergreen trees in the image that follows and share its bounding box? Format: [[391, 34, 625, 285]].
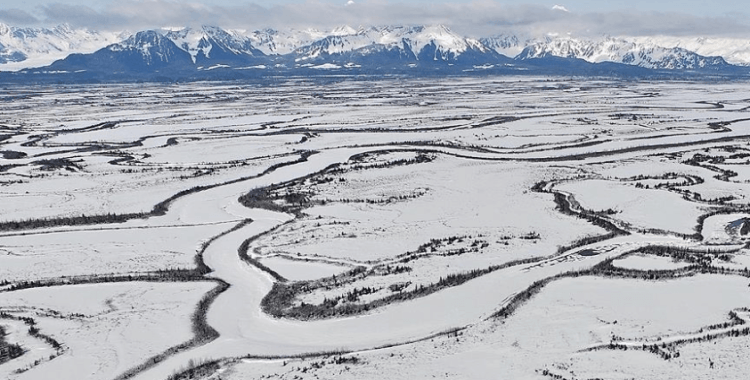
[[396, 235, 490, 263], [592, 323, 750, 361], [330, 151, 435, 174], [262, 256, 545, 320], [0, 311, 63, 372], [0, 325, 24, 364], [4, 269, 206, 293], [684, 152, 739, 182]]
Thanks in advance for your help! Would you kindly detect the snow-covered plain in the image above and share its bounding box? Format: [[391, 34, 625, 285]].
[[0, 282, 214, 379], [1, 77, 750, 380]]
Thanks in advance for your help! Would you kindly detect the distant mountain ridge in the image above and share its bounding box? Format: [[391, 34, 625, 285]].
[[514, 36, 732, 70], [0, 23, 123, 70], [1, 23, 749, 82], [164, 26, 265, 64], [287, 25, 503, 65]]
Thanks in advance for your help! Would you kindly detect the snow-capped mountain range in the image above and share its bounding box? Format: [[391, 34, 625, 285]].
[[629, 36, 750, 68], [0, 23, 123, 70], [164, 26, 264, 64], [248, 26, 358, 56], [1, 22, 749, 81], [285, 25, 501, 66], [513, 36, 731, 70]]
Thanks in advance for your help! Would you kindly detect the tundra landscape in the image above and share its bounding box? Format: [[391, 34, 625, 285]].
[[1, 77, 750, 380]]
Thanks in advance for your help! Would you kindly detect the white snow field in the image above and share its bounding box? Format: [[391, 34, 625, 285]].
[[1, 78, 750, 380], [0, 282, 215, 380]]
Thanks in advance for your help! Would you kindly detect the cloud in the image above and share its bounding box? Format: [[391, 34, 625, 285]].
[[565, 10, 750, 38], [0, 8, 40, 25], [3, 0, 750, 38], [41, 4, 126, 28]]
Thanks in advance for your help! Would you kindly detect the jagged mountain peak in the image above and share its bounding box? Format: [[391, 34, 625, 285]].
[[515, 35, 732, 70], [162, 25, 263, 64], [390, 24, 489, 58], [101, 29, 193, 68], [0, 23, 11, 36], [413, 24, 453, 36], [331, 25, 358, 36], [289, 24, 492, 64], [115, 30, 166, 48], [627, 35, 750, 66], [53, 23, 74, 34], [248, 27, 331, 55], [480, 34, 524, 57]]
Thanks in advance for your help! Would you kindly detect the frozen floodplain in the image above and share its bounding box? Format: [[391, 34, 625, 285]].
[[1, 78, 750, 379]]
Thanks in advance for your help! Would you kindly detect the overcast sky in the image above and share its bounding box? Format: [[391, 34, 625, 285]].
[[0, 0, 748, 37]]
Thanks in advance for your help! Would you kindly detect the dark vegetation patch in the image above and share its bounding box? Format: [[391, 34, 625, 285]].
[[262, 256, 545, 320], [166, 359, 221, 380], [533, 180, 630, 239], [32, 158, 83, 172], [0, 150, 26, 159], [3, 269, 206, 292], [239, 151, 436, 215], [471, 116, 521, 128], [0, 311, 64, 373], [582, 306, 750, 361], [0, 325, 24, 364], [276, 355, 366, 378], [0, 212, 147, 233], [396, 235, 491, 263], [632, 245, 736, 267], [628, 171, 736, 205], [238, 227, 289, 282], [684, 151, 739, 182]]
